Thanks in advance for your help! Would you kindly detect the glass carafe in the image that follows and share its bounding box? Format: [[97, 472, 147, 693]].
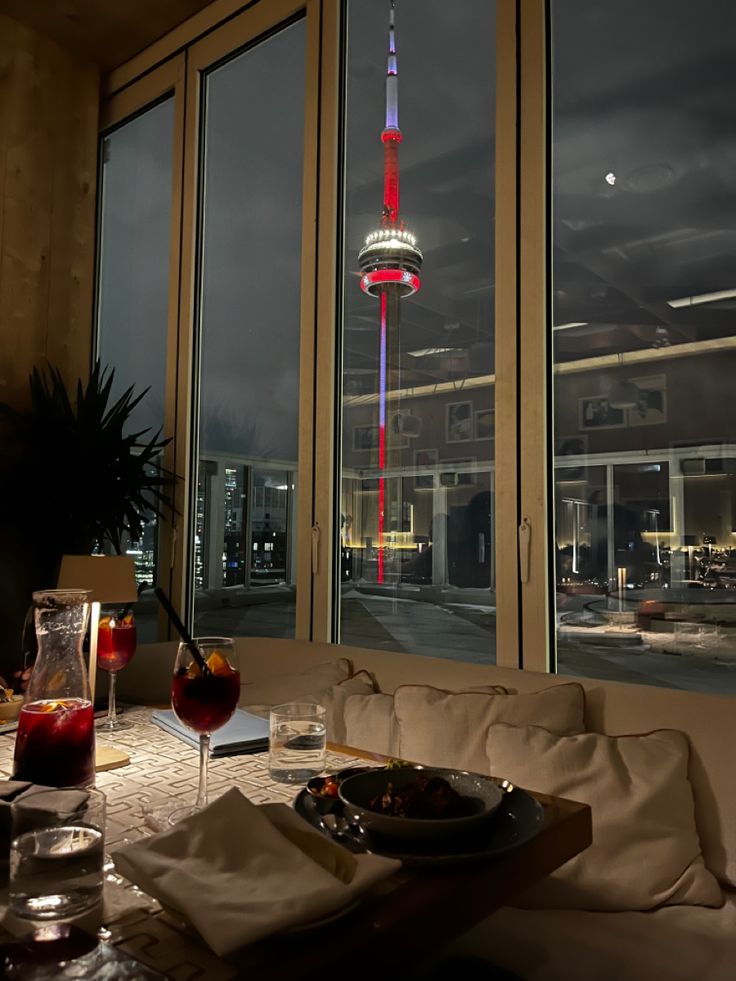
[[13, 590, 95, 787]]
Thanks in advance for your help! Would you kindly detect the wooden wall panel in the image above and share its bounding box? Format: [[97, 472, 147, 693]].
[[0, 13, 99, 408], [0, 0, 216, 70]]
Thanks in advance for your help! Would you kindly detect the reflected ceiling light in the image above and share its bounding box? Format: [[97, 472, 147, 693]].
[[553, 321, 588, 331], [604, 172, 617, 186], [407, 346, 458, 357], [667, 289, 736, 308]]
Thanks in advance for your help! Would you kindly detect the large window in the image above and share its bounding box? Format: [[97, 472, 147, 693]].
[[96, 96, 176, 640], [97, 0, 736, 697], [337, 0, 497, 662], [191, 18, 305, 638], [551, 0, 736, 693]]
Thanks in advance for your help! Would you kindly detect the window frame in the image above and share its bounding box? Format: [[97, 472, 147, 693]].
[[97, 56, 187, 639], [98, 0, 544, 669]]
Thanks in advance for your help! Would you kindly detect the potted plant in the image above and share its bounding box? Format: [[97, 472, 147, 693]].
[[0, 362, 176, 682]]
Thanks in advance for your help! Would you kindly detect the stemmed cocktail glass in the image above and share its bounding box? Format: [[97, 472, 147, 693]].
[[97, 611, 137, 731], [170, 637, 240, 822]]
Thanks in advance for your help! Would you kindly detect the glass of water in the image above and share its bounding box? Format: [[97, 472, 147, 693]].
[[10, 787, 106, 920], [269, 702, 326, 783]]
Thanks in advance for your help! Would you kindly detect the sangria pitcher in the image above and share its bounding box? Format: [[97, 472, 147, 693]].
[[13, 590, 95, 787]]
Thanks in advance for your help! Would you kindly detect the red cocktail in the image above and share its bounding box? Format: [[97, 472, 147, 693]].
[[169, 639, 239, 821], [97, 613, 137, 731], [171, 666, 240, 734], [13, 699, 95, 787], [97, 616, 137, 673]]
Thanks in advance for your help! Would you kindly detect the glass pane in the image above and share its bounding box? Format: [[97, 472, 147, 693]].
[[552, 0, 736, 692], [192, 20, 305, 637], [338, 1, 496, 662], [97, 98, 175, 642]]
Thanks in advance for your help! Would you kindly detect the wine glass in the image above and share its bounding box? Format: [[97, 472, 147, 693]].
[[97, 610, 137, 731], [170, 637, 240, 821]]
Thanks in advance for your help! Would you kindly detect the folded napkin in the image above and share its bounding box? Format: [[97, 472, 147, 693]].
[[113, 787, 400, 956]]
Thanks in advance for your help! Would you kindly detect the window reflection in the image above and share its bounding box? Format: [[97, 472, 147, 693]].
[[339, 0, 496, 662], [552, 0, 736, 692], [96, 98, 175, 641], [192, 20, 305, 638]]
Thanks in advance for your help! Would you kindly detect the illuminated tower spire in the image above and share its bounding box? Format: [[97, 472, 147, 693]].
[[358, 1, 422, 584], [358, 0, 422, 295]]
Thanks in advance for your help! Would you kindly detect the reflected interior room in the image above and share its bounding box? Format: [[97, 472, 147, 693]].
[[0, 0, 735, 978]]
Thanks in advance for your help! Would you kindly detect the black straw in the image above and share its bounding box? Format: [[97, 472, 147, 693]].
[[117, 603, 133, 621], [154, 588, 210, 675]]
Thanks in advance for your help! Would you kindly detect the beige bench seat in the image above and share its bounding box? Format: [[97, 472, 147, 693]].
[[446, 890, 736, 981]]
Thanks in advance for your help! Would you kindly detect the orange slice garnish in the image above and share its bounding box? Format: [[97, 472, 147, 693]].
[[206, 651, 232, 676]]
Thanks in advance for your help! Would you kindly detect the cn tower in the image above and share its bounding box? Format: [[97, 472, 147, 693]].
[[358, 0, 423, 585]]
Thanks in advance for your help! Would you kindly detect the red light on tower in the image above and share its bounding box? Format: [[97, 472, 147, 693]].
[[357, 0, 423, 585]]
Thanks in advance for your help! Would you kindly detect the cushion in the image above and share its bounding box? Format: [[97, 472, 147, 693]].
[[394, 683, 585, 772], [344, 693, 399, 757], [485, 724, 722, 911], [343, 683, 514, 760], [239, 658, 353, 705], [242, 671, 376, 744]]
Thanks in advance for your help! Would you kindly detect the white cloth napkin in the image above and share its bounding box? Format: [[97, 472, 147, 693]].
[[113, 787, 400, 956]]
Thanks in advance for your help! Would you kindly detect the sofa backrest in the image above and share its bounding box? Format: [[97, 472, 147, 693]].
[[123, 636, 736, 888]]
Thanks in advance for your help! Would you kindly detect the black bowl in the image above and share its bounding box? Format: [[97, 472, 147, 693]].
[[338, 766, 503, 844]]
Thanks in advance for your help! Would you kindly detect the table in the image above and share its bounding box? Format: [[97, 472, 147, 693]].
[[0, 709, 592, 980]]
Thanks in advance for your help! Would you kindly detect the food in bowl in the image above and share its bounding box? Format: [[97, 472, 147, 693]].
[[338, 766, 504, 844], [369, 774, 474, 819], [0, 692, 23, 723]]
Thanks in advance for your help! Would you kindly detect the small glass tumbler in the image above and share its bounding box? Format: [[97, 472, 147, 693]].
[[10, 787, 106, 920], [268, 702, 327, 783]]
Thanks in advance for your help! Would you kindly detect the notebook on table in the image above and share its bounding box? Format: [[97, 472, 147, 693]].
[[151, 709, 269, 757]]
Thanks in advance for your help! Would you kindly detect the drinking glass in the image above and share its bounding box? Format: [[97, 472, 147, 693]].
[[170, 638, 240, 821], [269, 702, 326, 783], [97, 610, 137, 731], [9, 787, 106, 920]]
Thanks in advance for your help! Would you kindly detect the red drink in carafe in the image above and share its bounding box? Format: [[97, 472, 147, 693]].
[[13, 698, 95, 787]]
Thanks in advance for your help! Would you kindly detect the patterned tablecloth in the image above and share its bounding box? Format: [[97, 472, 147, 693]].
[[0, 707, 370, 979]]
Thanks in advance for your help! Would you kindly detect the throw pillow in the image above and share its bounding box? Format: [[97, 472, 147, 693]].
[[344, 683, 513, 759], [239, 658, 353, 706], [485, 724, 722, 911], [395, 683, 585, 772], [344, 692, 399, 757]]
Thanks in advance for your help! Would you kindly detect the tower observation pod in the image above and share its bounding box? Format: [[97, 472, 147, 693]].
[[358, 1, 423, 584], [358, 1, 423, 297]]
